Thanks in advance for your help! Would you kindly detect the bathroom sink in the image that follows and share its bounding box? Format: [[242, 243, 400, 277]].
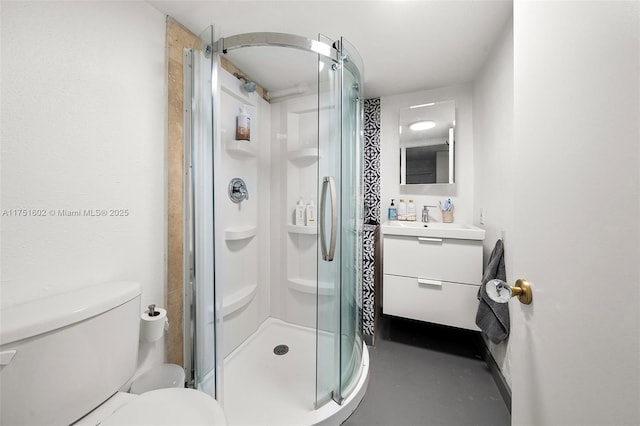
[[381, 220, 485, 240]]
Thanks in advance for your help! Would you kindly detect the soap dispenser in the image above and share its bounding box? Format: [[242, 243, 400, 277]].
[[388, 199, 397, 220]]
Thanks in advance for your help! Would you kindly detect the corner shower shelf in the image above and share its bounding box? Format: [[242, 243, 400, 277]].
[[287, 278, 335, 296], [222, 284, 257, 317], [224, 225, 257, 241], [287, 224, 318, 235], [287, 147, 321, 163], [226, 139, 256, 158]]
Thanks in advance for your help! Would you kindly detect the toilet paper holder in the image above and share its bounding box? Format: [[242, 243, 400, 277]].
[[147, 304, 160, 317], [141, 304, 169, 342]]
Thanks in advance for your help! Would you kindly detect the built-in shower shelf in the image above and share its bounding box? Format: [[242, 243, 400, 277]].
[[224, 225, 257, 241], [287, 224, 318, 235], [222, 284, 257, 317], [287, 278, 335, 296], [287, 147, 321, 163], [226, 139, 256, 158]]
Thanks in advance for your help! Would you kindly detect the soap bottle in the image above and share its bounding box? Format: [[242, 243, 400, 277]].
[[398, 199, 407, 221], [305, 200, 316, 226], [295, 198, 305, 226], [388, 199, 397, 220], [236, 104, 251, 141], [407, 199, 416, 221]]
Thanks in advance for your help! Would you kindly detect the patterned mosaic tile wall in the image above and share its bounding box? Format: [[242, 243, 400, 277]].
[[364, 98, 381, 225], [362, 98, 381, 339]]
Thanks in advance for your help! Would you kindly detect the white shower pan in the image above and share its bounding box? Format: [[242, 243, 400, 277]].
[[223, 318, 369, 426]]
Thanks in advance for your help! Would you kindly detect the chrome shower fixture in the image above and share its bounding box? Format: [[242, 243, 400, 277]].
[[228, 177, 249, 203], [234, 73, 257, 93]]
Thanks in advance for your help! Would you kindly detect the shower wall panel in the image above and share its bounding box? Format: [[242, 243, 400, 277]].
[[216, 69, 271, 357], [269, 94, 337, 330]]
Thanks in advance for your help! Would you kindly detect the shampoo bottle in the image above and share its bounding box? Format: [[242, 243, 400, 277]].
[[388, 199, 397, 220], [306, 200, 316, 226], [398, 199, 407, 221], [295, 198, 305, 226], [236, 104, 251, 141], [408, 199, 416, 221]]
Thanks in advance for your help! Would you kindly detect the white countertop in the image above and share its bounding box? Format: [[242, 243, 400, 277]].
[[381, 220, 485, 240]]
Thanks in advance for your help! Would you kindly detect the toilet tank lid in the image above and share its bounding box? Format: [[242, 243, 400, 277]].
[[0, 281, 141, 346]]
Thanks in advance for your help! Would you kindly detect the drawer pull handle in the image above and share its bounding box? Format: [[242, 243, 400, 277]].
[[417, 278, 442, 286], [417, 237, 443, 243]]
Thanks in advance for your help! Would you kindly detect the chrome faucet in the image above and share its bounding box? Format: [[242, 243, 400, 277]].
[[422, 205, 437, 223]]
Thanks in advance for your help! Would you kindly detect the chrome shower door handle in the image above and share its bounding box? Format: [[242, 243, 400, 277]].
[[320, 176, 337, 261]]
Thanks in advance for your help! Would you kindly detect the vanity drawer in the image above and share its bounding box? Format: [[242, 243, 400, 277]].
[[383, 235, 482, 285], [382, 274, 480, 331]]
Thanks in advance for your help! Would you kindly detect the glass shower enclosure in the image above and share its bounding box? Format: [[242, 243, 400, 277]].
[[185, 27, 365, 421]]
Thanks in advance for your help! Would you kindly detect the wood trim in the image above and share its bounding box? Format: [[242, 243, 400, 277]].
[[166, 16, 199, 367]]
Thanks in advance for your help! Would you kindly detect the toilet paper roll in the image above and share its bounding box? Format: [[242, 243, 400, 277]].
[[140, 307, 168, 342]]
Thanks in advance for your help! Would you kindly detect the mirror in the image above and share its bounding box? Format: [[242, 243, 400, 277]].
[[399, 100, 455, 184]]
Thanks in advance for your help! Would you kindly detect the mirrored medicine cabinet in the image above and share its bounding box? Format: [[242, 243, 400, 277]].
[[399, 100, 455, 185]]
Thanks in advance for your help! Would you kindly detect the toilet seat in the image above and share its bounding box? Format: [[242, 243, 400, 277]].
[[100, 388, 226, 426]]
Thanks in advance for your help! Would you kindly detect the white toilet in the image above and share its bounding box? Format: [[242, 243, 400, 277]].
[[0, 281, 226, 426]]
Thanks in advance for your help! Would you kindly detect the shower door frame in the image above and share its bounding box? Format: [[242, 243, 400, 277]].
[[214, 32, 339, 62], [184, 25, 218, 397], [335, 36, 365, 403]]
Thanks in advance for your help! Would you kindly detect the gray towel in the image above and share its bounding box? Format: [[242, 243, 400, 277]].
[[475, 239, 509, 343]]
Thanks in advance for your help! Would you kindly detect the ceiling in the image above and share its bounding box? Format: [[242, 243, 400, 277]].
[[149, 1, 512, 98]]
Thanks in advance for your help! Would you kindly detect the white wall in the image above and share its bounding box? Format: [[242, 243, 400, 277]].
[[1, 0, 166, 359], [472, 18, 514, 387], [380, 84, 475, 225]]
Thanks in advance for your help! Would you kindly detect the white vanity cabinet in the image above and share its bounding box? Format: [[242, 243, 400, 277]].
[[381, 222, 485, 331]]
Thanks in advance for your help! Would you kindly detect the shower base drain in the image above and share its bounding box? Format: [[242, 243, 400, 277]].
[[273, 344, 289, 355]]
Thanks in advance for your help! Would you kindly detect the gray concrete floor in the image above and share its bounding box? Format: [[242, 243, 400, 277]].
[[344, 316, 511, 426]]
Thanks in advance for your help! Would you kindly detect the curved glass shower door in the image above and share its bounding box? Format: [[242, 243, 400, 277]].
[[316, 35, 365, 407], [316, 34, 340, 408], [338, 37, 364, 401]]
